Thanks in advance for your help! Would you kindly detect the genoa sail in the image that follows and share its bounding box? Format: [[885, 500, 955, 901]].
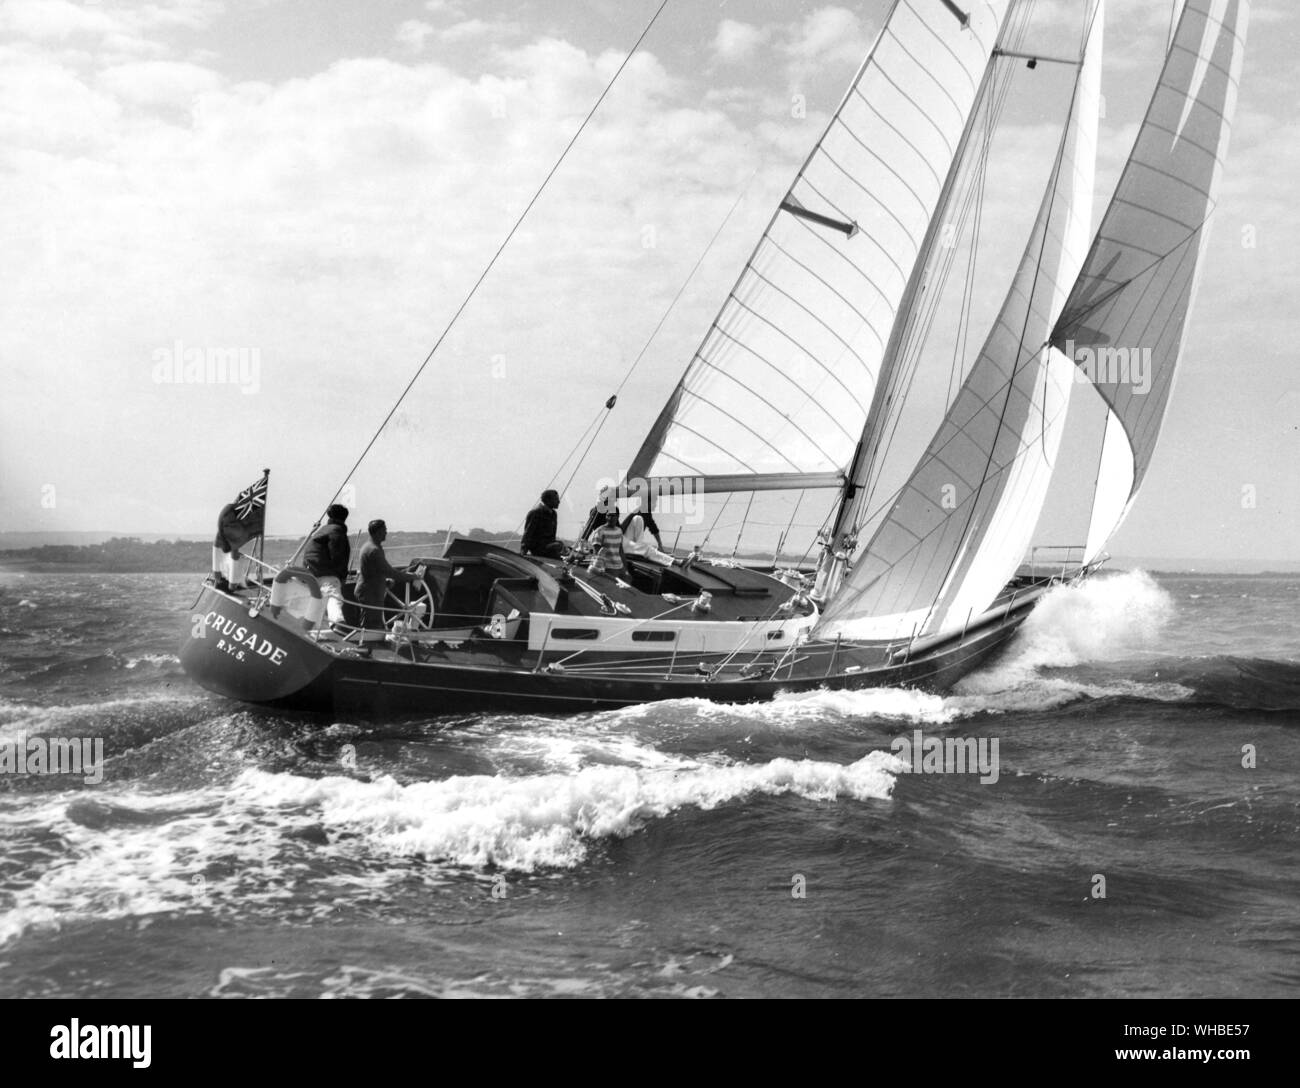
[[1052, 0, 1250, 554], [818, 2, 1105, 640], [1082, 407, 1135, 564], [627, 0, 1009, 497]]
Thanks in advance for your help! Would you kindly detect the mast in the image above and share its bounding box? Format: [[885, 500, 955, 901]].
[[624, 1, 1012, 538], [823, 3, 1020, 561], [817, 0, 1105, 639]]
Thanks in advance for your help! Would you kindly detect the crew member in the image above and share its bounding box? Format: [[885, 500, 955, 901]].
[[621, 494, 665, 552], [521, 489, 565, 559], [303, 504, 350, 628], [586, 509, 626, 574], [212, 503, 258, 591], [355, 519, 424, 651], [623, 512, 675, 565]]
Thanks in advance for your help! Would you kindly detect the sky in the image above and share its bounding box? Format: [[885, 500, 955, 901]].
[[0, 0, 1296, 562]]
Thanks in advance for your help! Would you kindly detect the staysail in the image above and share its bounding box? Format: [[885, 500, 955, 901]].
[[1053, 0, 1249, 556], [817, 3, 1104, 640], [627, 0, 1009, 497]]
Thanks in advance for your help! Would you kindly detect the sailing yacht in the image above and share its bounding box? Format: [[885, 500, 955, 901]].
[[181, 0, 1250, 715]]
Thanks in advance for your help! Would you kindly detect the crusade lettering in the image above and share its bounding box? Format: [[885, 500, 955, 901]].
[[202, 611, 288, 666]]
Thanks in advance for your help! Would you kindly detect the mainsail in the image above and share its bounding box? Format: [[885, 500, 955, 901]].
[[627, 0, 1009, 495], [818, 3, 1104, 640], [1054, 0, 1249, 559]]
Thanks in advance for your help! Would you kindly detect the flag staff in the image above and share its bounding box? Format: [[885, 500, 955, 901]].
[[257, 468, 269, 584]]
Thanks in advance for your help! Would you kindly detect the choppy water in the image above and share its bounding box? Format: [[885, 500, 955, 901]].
[[0, 569, 1297, 997]]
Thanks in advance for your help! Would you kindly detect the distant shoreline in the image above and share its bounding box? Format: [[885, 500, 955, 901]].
[[0, 535, 1297, 579], [0, 531, 514, 576]]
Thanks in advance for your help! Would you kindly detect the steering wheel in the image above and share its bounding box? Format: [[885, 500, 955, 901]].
[[385, 579, 436, 632]]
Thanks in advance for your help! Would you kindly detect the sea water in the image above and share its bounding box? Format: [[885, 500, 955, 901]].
[[0, 569, 1296, 997]]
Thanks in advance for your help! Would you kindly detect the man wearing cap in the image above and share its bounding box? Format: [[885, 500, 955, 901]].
[[303, 503, 350, 628], [355, 519, 425, 652], [521, 488, 565, 560]]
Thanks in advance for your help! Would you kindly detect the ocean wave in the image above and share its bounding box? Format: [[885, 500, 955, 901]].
[[226, 748, 904, 871], [0, 692, 212, 748], [983, 569, 1176, 675], [1143, 655, 1300, 713], [21, 649, 182, 680], [124, 654, 180, 670], [0, 745, 903, 946]]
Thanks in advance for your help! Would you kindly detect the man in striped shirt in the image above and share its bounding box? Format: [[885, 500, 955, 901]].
[[586, 510, 626, 575]]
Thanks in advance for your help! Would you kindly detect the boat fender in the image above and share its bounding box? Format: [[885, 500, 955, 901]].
[[269, 568, 324, 628]]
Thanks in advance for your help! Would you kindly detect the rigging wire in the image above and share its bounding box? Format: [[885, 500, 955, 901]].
[[852, 3, 1032, 532], [915, 0, 1097, 634], [855, 8, 1032, 520], [291, 0, 673, 560], [548, 172, 760, 510]]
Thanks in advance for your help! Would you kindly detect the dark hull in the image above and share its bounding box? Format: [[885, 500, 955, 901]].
[[181, 582, 1038, 718]]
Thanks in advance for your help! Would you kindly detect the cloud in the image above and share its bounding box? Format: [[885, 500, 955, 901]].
[[395, 19, 435, 53], [0, 0, 223, 41], [0, 26, 762, 534], [98, 59, 223, 110], [781, 6, 873, 75], [438, 19, 523, 45], [0, 0, 119, 40], [0, 0, 1291, 559], [713, 19, 768, 63]]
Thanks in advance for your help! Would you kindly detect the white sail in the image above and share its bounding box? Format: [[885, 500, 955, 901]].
[[628, 0, 1008, 491], [818, 3, 1104, 640], [1082, 406, 1134, 563], [1051, 0, 1249, 530]]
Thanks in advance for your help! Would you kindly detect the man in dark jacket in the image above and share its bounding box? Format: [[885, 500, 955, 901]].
[[521, 489, 565, 559], [304, 504, 350, 627], [355, 520, 424, 650]]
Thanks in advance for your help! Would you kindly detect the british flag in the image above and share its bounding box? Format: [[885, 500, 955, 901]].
[[230, 472, 268, 533]]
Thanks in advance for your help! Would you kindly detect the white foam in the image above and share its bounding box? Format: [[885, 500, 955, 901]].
[[124, 654, 180, 669], [954, 569, 1184, 706], [226, 749, 903, 872], [1000, 569, 1173, 671], [0, 745, 904, 946], [604, 686, 964, 728], [476, 721, 696, 774]]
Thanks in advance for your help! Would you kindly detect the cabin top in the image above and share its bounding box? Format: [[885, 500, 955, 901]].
[[398, 536, 809, 624]]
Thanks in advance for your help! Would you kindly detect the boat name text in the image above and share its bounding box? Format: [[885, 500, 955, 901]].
[[202, 610, 288, 665]]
